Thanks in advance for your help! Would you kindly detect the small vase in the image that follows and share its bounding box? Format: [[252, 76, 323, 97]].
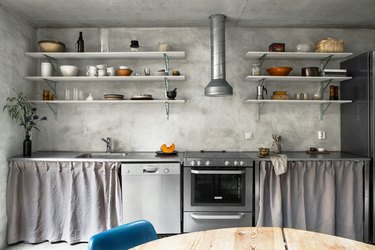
[[23, 134, 32, 157]]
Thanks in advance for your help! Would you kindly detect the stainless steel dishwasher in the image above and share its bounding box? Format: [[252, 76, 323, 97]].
[[121, 163, 181, 234]]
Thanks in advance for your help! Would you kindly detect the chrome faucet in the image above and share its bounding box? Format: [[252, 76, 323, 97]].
[[101, 137, 112, 153]]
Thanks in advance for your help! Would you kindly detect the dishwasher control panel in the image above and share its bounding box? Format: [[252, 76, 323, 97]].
[[121, 163, 181, 175]]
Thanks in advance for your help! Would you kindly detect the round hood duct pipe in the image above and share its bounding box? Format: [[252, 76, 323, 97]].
[[204, 14, 233, 97]]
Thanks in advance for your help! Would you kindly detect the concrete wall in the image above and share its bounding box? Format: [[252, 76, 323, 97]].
[[0, 6, 35, 248], [34, 27, 375, 153]]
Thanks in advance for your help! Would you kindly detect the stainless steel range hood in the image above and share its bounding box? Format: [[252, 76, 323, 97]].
[[204, 14, 233, 97]]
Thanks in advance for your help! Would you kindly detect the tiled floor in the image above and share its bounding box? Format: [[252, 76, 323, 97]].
[[7, 242, 88, 250]]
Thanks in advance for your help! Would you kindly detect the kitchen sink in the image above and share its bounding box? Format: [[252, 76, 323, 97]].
[[76, 152, 128, 159]]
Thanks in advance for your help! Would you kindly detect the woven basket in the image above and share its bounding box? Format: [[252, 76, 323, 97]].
[[315, 38, 344, 52]]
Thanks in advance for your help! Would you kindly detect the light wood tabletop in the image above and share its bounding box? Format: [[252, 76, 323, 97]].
[[131, 227, 375, 250]]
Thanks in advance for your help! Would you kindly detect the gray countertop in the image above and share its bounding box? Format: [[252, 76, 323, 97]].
[[8, 151, 369, 162]]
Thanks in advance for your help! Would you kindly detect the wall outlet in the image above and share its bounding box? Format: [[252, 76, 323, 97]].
[[318, 131, 326, 140], [245, 132, 253, 140]]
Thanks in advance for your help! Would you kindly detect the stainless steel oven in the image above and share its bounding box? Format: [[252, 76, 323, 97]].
[[183, 151, 254, 232]]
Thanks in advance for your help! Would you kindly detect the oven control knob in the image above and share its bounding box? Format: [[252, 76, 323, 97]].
[[240, 161, 245, 166], [224, 160, 230, 166], [234, 161, 239, 166], [197, 160, 202, 166], [190, 161, 196, 166], [205, 160, 211, 166], [164, 168, 169, 173]]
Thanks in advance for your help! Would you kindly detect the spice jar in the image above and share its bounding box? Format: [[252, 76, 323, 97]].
[[329, 85, 339, 100], [251, 63, 261, 76]]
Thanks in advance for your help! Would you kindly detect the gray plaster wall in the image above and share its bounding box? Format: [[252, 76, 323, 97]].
[[34, 27, 375, 153], [0, 7, 35, 249]]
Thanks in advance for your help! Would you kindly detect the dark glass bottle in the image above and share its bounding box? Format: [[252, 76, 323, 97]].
[[23, 134, 32, 157], [77, 32, 84, 52]]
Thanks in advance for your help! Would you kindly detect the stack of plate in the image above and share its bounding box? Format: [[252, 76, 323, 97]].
[[130, 94, 153, 100], [104, 94, 124, 100]]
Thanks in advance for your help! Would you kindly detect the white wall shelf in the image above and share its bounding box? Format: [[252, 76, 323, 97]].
[[30, 99, 185, 119], [25, 51, 186, 60], [244, 99, 352, 120], [30, 100, 186, 104], [245, 51, 352, 60], [26, 75, 186, 82], [26, 50, 187, 119], [244, 75, 352, 82]]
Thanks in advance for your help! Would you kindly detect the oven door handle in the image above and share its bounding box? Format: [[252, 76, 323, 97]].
[[191, 213, 245, 220], [190, 170, 246, 175]]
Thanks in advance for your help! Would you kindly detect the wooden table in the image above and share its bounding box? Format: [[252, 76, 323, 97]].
[[131, 227, 375, 250]]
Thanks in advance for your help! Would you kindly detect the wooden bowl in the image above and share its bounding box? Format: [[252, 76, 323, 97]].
[[38, 40, 65, 52], [116, 69, 133, 76], [266, 67, 293, 76]]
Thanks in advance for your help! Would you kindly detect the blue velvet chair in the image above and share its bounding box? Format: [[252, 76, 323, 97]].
[[88, 220, 158, 250]]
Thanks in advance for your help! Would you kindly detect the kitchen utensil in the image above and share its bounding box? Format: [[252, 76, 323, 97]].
[[116, 68, 133, 76], [99, 28, 109, 52], [259, 147, 270, 157], [155, 150, 178, 156], [167, 88, 177, 100], [131, 94, 153, 100], [296, 43, 312, 52], [107, 67, 115, 76], [266, 67, 293, 76], [38, 40, 65, 52], [269, 43, 285, 52], [301, 67, 319, 76], [41, 62, 53, 77], [158, 42, 172, 52], [97, 69, 106, 76], [251, 63, 261, 76], [256, 85, 267, 100], [104, 94, 124, 100], [144, 67, 150, 76], [60, 65, 79, 76]]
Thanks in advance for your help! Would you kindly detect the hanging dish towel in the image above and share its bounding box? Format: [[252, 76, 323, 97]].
[[270, 154, 288, 175]]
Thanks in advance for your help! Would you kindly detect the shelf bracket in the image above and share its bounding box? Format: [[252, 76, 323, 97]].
[[258, 54, 267, 67], [320, 55, 333, 72], [164, 77, 169, 98], [256, 102, 265, 121], [46, 103, 58, 115], [163, 53, 170, 75], [165, 102, 170, 120], [319, 79, 332, 99], [43, 79, 57, 96], [257, 78, 266, 86], [42, 54, 58, 73], [320, 103, 332, 120]]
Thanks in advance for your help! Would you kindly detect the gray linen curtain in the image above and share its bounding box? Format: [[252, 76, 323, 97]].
[[7, 160, 122, 244], [256, 160, 364, 241]]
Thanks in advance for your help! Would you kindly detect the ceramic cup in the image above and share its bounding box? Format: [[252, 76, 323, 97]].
[[87, 66, 97, 76], [41, 62, 53, 77], [98, 69, 107, 76], [96, 64, 107, 70], [107, 67, 115, 76]]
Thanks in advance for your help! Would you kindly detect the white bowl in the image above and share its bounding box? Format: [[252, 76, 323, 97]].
[[60, 65, 79, 76], [317, 147, 325, 152]]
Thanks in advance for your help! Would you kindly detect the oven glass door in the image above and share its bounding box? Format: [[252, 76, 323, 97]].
[[191, 169, 245, 206]]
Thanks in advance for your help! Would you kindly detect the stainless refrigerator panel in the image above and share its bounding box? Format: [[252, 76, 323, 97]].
[[340, 52, 371, 157]]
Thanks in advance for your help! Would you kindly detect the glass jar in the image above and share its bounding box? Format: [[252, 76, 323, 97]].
[[251, 63, 261, 76]]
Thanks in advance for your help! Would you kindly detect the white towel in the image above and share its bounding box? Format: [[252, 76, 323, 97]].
[[270, 154, 288, 175]]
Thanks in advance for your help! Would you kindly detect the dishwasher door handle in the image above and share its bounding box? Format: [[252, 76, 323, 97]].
[[190, 213, 245, 220], [143, 167, 159, 173], [191, 170, 245, 175]]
